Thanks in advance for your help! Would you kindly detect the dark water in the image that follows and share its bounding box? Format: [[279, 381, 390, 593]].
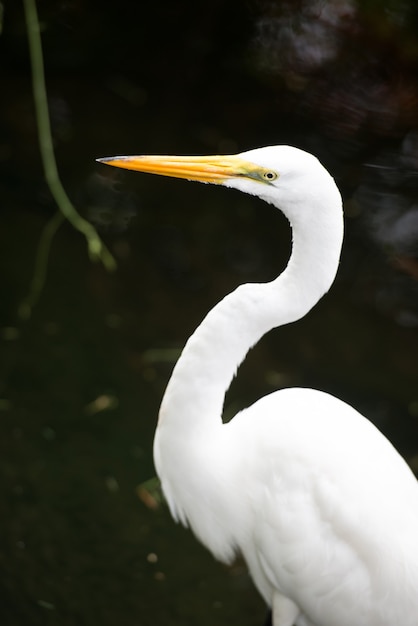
[[1, 1, 418, 624]]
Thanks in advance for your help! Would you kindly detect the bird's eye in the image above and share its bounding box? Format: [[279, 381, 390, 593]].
[[263, 170, 278, 182]]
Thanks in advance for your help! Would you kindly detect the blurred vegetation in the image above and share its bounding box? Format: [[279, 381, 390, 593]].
[[20, 0, 115, 320]]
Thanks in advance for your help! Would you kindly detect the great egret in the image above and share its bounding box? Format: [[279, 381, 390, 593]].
[[98, 147, 418, 626]]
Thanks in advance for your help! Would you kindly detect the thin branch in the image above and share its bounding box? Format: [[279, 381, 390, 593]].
[[18, 212, 64, 320], [21, 0, 116, 317]]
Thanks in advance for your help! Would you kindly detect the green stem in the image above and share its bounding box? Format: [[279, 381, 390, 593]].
[[18, 212, 65, 320], [21, 0, 116, 317]]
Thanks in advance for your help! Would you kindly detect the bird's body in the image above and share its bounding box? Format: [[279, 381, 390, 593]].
[[99, 146, 418, 626], [229, 388, 418, 626]]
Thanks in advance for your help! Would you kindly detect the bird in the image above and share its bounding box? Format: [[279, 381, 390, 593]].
[[98, 146, 418, 626]]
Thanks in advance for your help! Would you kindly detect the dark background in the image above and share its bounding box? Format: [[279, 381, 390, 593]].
[[1, 1, 418, 624]]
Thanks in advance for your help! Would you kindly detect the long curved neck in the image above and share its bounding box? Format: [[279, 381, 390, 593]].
[[157, 202, 343, 436], [153, 189, 343, 554]]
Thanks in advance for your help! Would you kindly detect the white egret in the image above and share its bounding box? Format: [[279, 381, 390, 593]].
[[98, 147, 418, 626]]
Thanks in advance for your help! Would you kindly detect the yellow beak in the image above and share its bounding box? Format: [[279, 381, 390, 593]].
[[96, 154, 266, 184]]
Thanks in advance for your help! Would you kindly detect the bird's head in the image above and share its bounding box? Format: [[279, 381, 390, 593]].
[[97, 145, 341, 225]]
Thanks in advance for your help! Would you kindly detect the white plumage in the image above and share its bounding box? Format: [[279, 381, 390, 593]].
[[99, 146, 418, 626]]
